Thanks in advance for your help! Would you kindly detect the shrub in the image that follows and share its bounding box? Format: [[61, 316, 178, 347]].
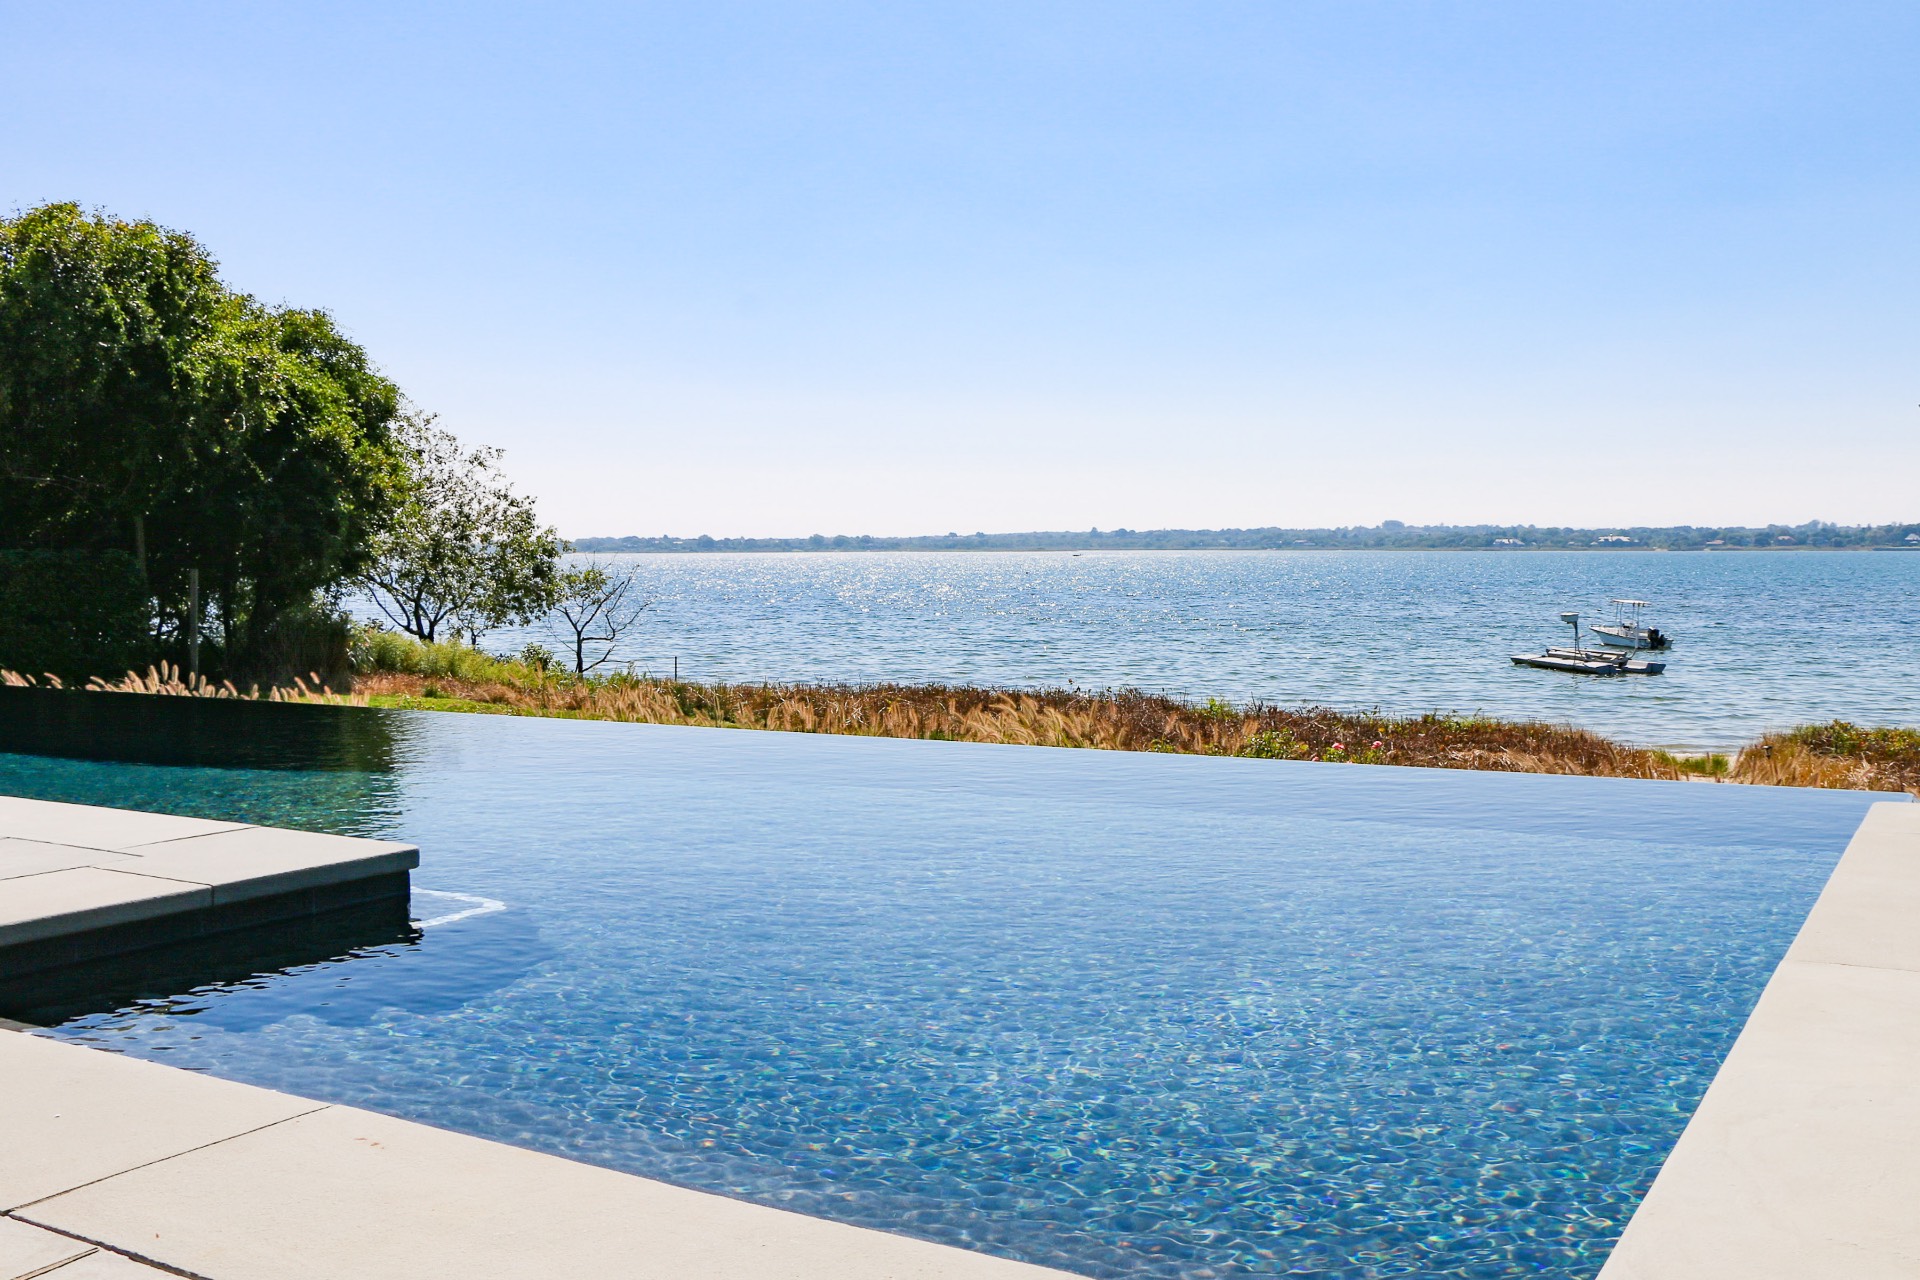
[[0, 550, 150, 681], [1788, 721, 1920, 766], [350, 624, 422, 673], [242, 600, 354, 689], [348, 624, 527, 684], [1238, 729, 1307, 760], [1653, 750, 1730, 777]]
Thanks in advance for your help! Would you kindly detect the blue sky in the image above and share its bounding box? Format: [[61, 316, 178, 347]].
[[5, 2, 1917, 536]]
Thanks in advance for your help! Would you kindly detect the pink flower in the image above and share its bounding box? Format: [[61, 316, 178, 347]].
[[1371, 740, 1384, 750], [1330, 742, 1345, 751]]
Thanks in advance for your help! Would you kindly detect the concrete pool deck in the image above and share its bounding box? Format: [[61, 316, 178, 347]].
[[1, 793, 1914, 1277]]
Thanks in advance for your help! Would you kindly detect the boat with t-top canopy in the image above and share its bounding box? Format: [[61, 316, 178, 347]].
[[1589, 599, 1671, 650]]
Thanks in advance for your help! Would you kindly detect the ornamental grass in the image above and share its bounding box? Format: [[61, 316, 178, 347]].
[[349, 668, 1686, 778], [7, 649, 1915, 796]]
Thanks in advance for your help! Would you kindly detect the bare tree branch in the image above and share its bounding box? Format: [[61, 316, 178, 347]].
[[554, 561, 654, 675]]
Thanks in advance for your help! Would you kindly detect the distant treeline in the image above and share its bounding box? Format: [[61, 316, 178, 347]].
[[573, 520, 1920, 554]]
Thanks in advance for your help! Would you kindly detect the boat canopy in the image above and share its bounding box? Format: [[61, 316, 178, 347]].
[[1608, 598, 1650, 607]]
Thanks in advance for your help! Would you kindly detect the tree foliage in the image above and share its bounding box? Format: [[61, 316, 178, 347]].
[[357, 413, 563, 643], [0, 203, 410, 669], [0, 550, 150, 680]]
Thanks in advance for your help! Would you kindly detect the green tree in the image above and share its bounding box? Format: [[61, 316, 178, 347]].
[[358, 413, 563, 643], [0, 203, 410, 672]]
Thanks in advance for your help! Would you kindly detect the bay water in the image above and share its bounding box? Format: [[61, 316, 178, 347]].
[[468, 549, 1920, 752]]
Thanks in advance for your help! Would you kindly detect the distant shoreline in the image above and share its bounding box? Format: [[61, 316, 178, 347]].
[[560, 545, 1912, 556], [572, 523, 1920, 556], [565, 543, 1920, 555]]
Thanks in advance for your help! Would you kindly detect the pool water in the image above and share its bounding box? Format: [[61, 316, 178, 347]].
[[0, 706, 1886, 1278]]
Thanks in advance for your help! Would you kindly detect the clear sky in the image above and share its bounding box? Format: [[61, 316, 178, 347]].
[[5, 2, 1917, 537]]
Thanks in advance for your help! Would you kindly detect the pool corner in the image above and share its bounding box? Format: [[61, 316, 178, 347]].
[[1598, 798, 1920, 1278]]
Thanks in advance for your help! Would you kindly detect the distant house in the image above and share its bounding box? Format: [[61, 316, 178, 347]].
[[1492, 538, 1524, 546], [1906, 533, 1920, 543], [1775, 535, 1795, 543], [1705, 539, 1726, 546], [1593, 535, 1635, 545]]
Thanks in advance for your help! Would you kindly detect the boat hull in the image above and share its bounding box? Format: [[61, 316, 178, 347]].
[[1589, 624, 1671, 650]]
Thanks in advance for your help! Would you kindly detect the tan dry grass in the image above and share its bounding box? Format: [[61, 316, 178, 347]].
[[12, 665, 1916, 794], [1731, 723, 1920, 796], [352, 672, 1689, 778], [2, 664, 364, 704]]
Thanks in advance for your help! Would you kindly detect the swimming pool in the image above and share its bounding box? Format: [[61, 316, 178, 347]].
[[0, 704, 1886, 1278]]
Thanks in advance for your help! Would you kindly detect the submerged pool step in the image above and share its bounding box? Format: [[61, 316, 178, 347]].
[[0, 797, 417, 978]]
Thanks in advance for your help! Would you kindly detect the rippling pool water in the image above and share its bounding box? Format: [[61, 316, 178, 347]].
[[461, 547, 1920, 751], [0, 707, 1888, 1278]]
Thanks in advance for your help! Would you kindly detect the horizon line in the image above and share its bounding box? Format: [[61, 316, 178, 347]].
[[567, 519, 1920, 550]]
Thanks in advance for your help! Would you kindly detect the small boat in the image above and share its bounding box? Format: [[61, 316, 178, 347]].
[[1512, 611, 1666, 675], [1589, 599, 1672, 650], [1511, 646, 1666, 676]]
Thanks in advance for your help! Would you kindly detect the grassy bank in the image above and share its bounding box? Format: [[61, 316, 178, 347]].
[[1731, 723, 1920, 794], [355, 668, 1687, 776], [7, 639, 1915, 796]]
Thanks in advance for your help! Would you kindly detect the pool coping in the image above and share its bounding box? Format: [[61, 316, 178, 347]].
[[0, 796, 418, 977], [2, 793, 1913, 1278], [1596, 798, 1920, 1278]]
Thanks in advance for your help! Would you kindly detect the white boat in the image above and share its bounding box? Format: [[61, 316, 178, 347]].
[[1589, 599, 1671, 650]]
